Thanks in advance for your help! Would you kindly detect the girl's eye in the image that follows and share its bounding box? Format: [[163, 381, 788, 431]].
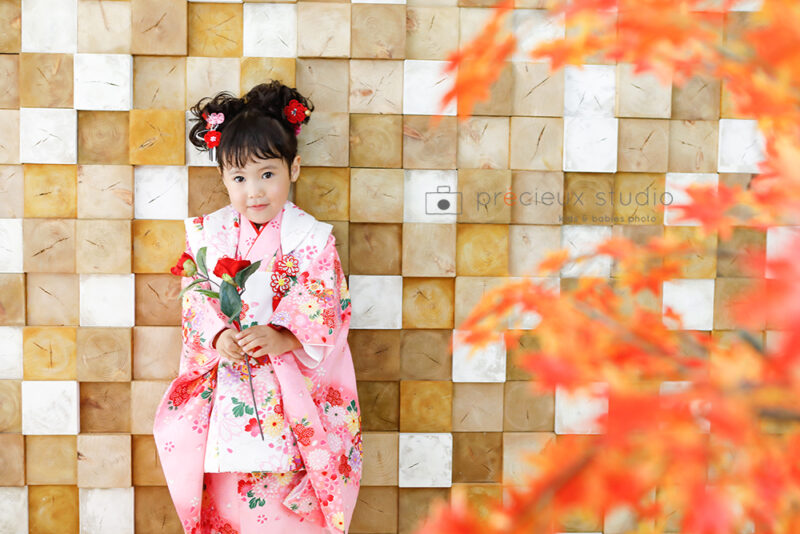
[[233, 175, 244, 183], [262, 171, 273, 179]]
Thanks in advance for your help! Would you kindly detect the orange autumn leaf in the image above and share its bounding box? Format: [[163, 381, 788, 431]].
[[667, 182, 742, 241]]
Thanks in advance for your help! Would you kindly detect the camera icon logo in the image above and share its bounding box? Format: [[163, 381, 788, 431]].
[[425, 185, 462, 215]]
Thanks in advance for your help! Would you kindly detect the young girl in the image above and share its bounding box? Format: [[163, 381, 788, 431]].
[[153, 81, 362, 534]]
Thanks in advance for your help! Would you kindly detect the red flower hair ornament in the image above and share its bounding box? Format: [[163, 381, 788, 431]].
[[283, 99, 311, 135]]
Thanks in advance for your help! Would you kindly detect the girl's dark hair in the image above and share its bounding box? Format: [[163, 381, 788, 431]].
[[188, 80, 314, 173]]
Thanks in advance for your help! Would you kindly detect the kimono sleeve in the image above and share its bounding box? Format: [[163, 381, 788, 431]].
[[180, 234, 230, 353], [267, 233, 351, 369]]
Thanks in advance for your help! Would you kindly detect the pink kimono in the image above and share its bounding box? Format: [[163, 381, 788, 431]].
[[153, 200, 362, 534]]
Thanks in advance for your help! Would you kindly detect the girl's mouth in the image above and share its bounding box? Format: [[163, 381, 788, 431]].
[[249, 204, 268, 210]]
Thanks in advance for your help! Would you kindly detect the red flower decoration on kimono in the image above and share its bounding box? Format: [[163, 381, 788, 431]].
[[293, 423, 315, 446], [338, 454, 352, 477], [326, 386, 343, 406], [169, 380, 192, 407], [170, 251, 196, 277], [245, 417, 261, 437], [275, 254, 300, 277], [270, 274, 291, 296], [213, 257, 252, 280]]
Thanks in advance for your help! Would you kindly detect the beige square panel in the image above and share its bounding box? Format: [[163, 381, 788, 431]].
[[618, 118, 670, 173], [350, 114, 403, 168], [405, 7, 459, 61], [350, 168, 404, 223], [26, 274, 80, 326], [402, 278, 455, 329], [452, 383, 503, 432], [24, 164, 77, 218], [19, 53, 74, 108], [78, 111, 130, 165], [76, 219, 132, 274], [131, 0, 187, 56], [351, 5, 406, 60], [23, 326, 77, 380], [133, 56, 186, 110], [78, 327, 133, 382], [402, 223, 455, 277], [0, 433, 24, 485], [129, 109, 185, 165], [26, 435, 77, 485], [403, 115, 458, 170]]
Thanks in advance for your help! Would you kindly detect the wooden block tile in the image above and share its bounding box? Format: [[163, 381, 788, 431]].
[[503, 381, 554, 431], [663, 226, 718, 278], [402, 115, 457, 170], [352, 4, 405, 59], [133, 56, 186, 111], [403, 60, 456, 116], [613, 172, 666, 225], [294, 167, 350, 221], [297, 58, 347, 113], [472, 63, 513, 117], [451, 483, 503, 522], [188, 3, 242, 58], [134, 487, 183, 533], [509, 117, 563, 171], [22, 219, 75, 273], [350, 168, 404, 223], [77, 0, 131, 54], [130, 0, 187, 56], [668, 120, 719, 173], [25, 435, 77, 485], [74, 54, 132, 111], [349, 275, 403, 329], [455, 224, 508, 276], [79, 487, 134, 533], [350, 486, 398, 534], [555, 382, 608, 434], [0, 433, 25, 485], [130, 380, 168, 434], [563, 172, 614, 225], [510, 170, 564, 225], [400, 380, 452, 432], [0, 0, 21, 52], [502, 432, 555, 484], [132, 220, 184, 274], [398, 488, 450, 534], [453, 383, 503, 432], [19, 53, 74, 108], [76, 165, 134, 219], [0, 379, 22, 432], [23, 164, 77, 218], [22, 327, 77, 380], [457, 169, 511, 224], [456, 117, 509, 170], [77, 111, 130, 165], [714, 277, 764, 330], [0, 274, 27, 325], [398, 432, 452, 487], [717, 226, 765, 277], [132, 435, 166, 486], [405, 7, 458, 61], [242, 3, 296, 58], [506, 332, 537, 381], [28, 485, 79, 534], [618, 118, 670, 173], [356, 381, 399, 431], [400, 330, 451, 380], [402, 278, 454, 329], [452, 432, 502, 483], [129, 109, 185, 166], [615, 63, 671, 118], [361, 432, 398, 486], [297, 2, 350, 58], [350, 114, 403, 168], [79, 382, 131, 433], [402, 223, 456, 277], [349, 59, 402, 115], [77, 434, 131, 488], [0, 109, 20, 165], [0, 488, 25, 533], [0, 165, 24, 218], [453, 276, 506, 326], [77, 327, 131, 382], [349, 223, 402, 275], [350, 330, 401, 381], [509, 225, 561, 277], [672, 74, 720, 120], [511, 62, 564, 116], [132, 327, 178, 381], [75, 219, 132, 274]]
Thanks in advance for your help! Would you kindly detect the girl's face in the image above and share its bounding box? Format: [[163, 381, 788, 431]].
[[220, 154, 300, 224]]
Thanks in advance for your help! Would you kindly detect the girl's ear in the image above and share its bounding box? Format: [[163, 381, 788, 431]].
[[290, 155, 301, 182]]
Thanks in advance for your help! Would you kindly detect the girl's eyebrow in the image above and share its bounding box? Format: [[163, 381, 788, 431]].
[[229, 163, 278, 172]]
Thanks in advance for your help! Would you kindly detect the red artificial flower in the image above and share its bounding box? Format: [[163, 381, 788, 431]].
[[171, 251, 197, 277], [213, 257, 252, 280], [204, 130, 221, 148], [283, 99, 308, 125]]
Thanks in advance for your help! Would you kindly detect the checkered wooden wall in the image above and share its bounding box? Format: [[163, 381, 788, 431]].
[[0, 0, 785, 533]]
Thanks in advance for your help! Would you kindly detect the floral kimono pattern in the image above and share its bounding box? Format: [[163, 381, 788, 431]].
[[153, 200, 362, 534]]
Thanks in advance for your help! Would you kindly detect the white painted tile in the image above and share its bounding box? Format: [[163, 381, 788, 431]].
[[0, 219, 23, 272], [506, 277, 559, 330], [243, 4, 297, 58], [662, 279, 715, 330], [79, 488, 134, 534], [21, 380, 80, 435], [398, 433, 452, 487], [0, 487, 27, 534], [560, 225, 613, 278], [563, 116, 618, 172], [0, 327, 23, 379], [564, 65, 616, 117], [133, 166, 189, 220], [348, 275, 402, 329], [403, 60, 457, 116], [19, 108, 77, 164], [21, 0, 77, 53], [766, 226, 800, 279], [403, 169, 459, 223], [80, 274, 136, 327], [74, 54, 133, 111], [555, 382, 608, 434], [664, 173, 718, 226], [718, 119, 766, 173], [511, 9, 565, 62], [452, 329, 506, 382]]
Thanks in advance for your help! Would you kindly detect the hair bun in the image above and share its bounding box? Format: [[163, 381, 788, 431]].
[[241, 80, 314, 135]]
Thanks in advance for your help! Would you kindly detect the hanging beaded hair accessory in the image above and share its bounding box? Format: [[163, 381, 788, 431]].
[[195, 111, 225, 162], [283, 99, 311, 136]]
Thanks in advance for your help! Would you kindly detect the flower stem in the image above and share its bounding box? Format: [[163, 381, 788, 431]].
[[233, 319, 266, 441]]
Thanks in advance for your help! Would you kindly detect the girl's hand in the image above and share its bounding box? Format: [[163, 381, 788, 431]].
[[216, 329, 247, 362], [235, 324, 293, 358]]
